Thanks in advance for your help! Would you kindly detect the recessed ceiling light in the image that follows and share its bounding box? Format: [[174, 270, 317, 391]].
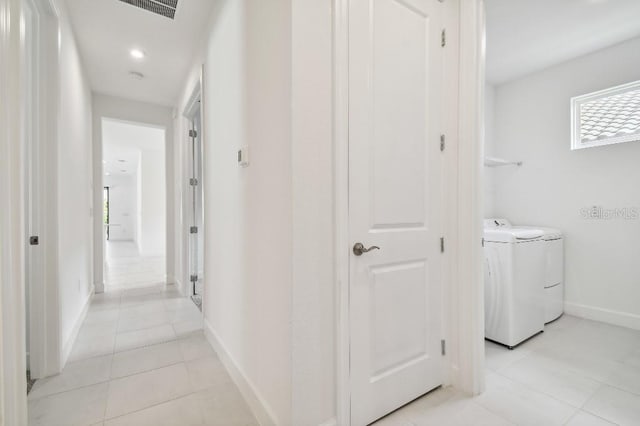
[[130, 49, 145, 59], [102, 160, 107, 164], [106, 172, 111, 176]]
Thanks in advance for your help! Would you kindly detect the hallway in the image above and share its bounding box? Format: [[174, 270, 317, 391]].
[[104, 241, 166, 291], [27, 285, 257, 425]]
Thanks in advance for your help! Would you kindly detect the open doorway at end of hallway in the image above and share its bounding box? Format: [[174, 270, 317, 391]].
[[102, 118, 166, 293]]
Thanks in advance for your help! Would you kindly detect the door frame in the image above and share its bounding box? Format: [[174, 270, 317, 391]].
[[333, 0, 486, 424], [0, 0, 60, 422], [24, 0, 62, 380], [181, 66, 206, 307], [1, 0, 28, 422]]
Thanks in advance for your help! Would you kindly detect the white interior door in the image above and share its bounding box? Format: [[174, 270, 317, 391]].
[[188, 107, 204, 308], [348, 0, 445, 424]]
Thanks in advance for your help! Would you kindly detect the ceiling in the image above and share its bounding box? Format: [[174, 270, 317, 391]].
[[66, 0, 217, 106], [103, 119, 165, 176], [486, 0, 640, 85]]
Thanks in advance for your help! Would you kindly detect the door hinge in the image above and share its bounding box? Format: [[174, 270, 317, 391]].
[[440, 134, 445, 152], [190, 226, 198, 234], [441, 339, 446, 356], [482, 237, 485, 248], [440, 237, 445, 253], [189, 178, 198, 186], [441, 29, 446, 47], [190, 274, 198, 283], [189, 129, 198, 138], [29, 236, 39, 246]]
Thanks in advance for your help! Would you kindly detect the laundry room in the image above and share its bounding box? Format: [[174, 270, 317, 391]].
[[482, 0, 640, 375]]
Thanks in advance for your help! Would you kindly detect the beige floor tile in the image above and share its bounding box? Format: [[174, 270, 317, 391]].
[[173, 319, 203, 337], [117, 311, 171, 334], [29, 354, 113, 400], [583, 385, 640, 426], [68, 334, 116, 362], [111, 341, 183, 379], [499, 353, 601, 407], [28, 382, 108, 426], [104, 394, 205, 426], [186, 355, 232, 392], [474, 372, 576, 426], [196, 387, 258, 426], [566, 410, 617, 426], [114, 324, 176, 353], [105, 363, 192, 419], [179, 333, 215, 362]]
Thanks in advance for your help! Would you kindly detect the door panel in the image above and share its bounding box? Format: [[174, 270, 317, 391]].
[[349, 0, 444, 424], [188, 109, 204, 308]]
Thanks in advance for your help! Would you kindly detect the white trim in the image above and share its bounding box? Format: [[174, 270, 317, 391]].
[[0, 0, 28, 422], [451, 0, 486, 395], [565, 302, 640, 331], [26, 0, 62, 380], [203, 319, 277, 426], [61, 289, 93, 365], [183, 79, 202, 118], [332, 0, 350, 424], [182, 68, 205, 307]]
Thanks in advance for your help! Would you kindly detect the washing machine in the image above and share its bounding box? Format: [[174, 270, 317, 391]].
[[516, 226, 564, 323], [484, 219, 546, 348]]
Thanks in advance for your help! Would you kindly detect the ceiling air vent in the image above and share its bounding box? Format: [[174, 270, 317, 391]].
[[118, 0, 178, 19]]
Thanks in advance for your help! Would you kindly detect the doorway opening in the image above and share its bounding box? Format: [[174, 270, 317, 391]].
[[183, 82, 204, 310], [101, 118, 166, 291]]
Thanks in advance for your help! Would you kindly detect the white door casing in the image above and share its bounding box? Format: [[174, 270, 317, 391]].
[[348, 0, 445, 424]]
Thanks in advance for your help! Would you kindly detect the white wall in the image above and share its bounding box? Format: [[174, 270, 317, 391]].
[[176, 1, 292, 424], [104, 175, 137, 241], [138, 149, 166, 256], [489, 36, 640, 328], [290, 1, 336, 425], [92, 95, 174, 291], [484, 83, 496, 217], [56, 0, 95, 361]]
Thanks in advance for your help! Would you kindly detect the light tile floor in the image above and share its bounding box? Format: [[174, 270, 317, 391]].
[[27, 285, 257, 425], [29, 244, 640, 426], [374, 314, 640, 426], [104, 241, 166, 291]]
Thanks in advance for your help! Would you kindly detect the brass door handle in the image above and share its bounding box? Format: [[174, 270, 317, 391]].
[[353, 242, 380, 256]]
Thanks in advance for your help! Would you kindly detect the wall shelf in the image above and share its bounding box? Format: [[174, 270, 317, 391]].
[[484, 156, 523, 167]]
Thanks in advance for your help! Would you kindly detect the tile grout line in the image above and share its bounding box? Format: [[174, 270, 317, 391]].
[[490, 369, 587, 412], [102, 388, 203, 424], [30, 338, 217, 401]]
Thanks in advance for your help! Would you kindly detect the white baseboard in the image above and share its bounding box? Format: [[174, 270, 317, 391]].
[[203, 319, 278, 426], [174, 279, 186, 296], [318, 418, 337, 426], [565, 302, 640, 331], [61, 289, 94, 366]]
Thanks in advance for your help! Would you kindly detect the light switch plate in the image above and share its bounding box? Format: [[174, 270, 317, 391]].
[[238, 146, 250, 167]]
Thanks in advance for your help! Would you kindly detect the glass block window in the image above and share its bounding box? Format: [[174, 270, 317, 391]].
[[571, 80, 640, 150]]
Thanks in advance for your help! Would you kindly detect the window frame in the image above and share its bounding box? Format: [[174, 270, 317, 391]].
[[571, 80, 640, 150]]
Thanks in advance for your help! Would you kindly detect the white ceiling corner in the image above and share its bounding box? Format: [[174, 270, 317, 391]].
[[66, 0, 217, 107], [485, 0, 640, 86]]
